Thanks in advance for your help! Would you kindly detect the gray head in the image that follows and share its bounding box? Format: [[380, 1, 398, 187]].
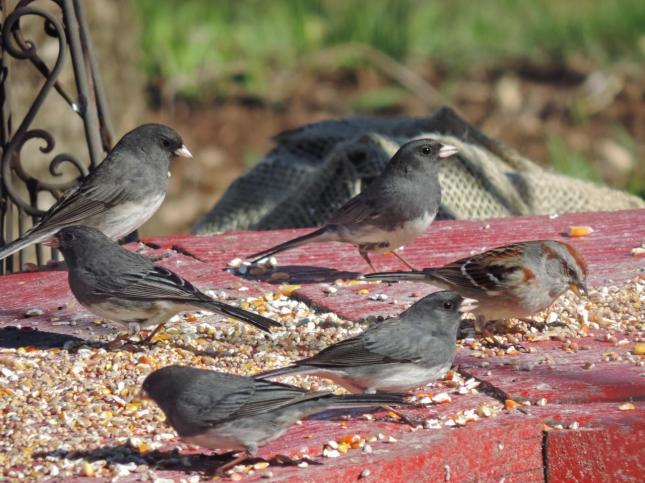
[[542, 240, 588, 296], [142, 365, 205, 409], [143, 365, 202, 435], [114, 123, 192, 166], [400, 290, 474, 332], [142, 365, 247, 434], [386, 139, 458, 177], [50, 226, 117, 267]]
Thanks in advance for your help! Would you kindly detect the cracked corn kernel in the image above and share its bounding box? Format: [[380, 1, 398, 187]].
[[568, 226, 593, 237], [633, 343, 645, 356], [618, 402, 635, 411], [505, 399, 518, 411]]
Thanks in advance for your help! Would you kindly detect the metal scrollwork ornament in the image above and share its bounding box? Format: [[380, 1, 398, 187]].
[[0, 0, 113, 272]]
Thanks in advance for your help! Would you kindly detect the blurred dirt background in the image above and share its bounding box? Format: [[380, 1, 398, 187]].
[[4, 0, 644, 238]]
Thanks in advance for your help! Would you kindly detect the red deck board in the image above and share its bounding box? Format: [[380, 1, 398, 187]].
[[0, 248, 222, 342], [1, 208, 643, 480], [455, 336, 645, 404], [145, 209, 645, 321], [533, 403, 645, 482], [249, 414, 544, 482]]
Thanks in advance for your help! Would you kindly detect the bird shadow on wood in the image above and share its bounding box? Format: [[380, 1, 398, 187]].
[[35, 444, 320, 476], [0, 326, 84, 349], [234, 265, 363, 284], [308, 406, 384, 421]]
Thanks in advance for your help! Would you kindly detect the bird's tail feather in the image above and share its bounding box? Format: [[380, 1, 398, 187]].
[[0, 228, 54, 262], [247, 228, 334, 263], [199, 300, 281, 333], [325, 392, 410, 408], [363, 270, 427, 283], [255, 364, 305, 379]]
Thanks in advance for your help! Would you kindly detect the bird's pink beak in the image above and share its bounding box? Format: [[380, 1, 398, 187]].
[[174, 145, 193, 158], [459, 298, 479, 313], [42, 236, 59, 248], [438, 144, 458, 159]]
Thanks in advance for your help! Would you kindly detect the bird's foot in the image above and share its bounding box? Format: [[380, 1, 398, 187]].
[[104, 333, 131, 350], [214, 452, 252, 476], [390, 250, 418, 271], [357, 248, 377, 272]]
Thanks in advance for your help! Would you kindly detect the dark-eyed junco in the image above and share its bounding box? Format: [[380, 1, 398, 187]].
[[0, 124, 192, 262], [259, 291, 474, 393], [142, 365, 409, 471], [364, 240, 588, 322], [52, 226, 280, 345], [247, 139, 458, 271]]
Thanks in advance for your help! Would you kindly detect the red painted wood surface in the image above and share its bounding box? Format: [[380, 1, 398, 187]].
[[456, 337, 645, 405], [0, 208, 644, 480], [538, 403, 645, 483], [145, 208, 645, 321]]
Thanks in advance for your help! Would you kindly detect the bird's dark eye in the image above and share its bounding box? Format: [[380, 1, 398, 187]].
[[422, 146, 431, 155], [443, 301, 453, 310], [161, 138, 171, 148], [61, 232, 74, 242]]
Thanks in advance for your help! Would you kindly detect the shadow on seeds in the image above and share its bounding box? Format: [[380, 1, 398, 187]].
[[35, 444, 320, 475], [233, 265, 362, 284], [0, 326, 83, 349]]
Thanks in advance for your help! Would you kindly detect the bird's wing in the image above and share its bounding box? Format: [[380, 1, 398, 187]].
[[34, 182, 129, 232], [427, 244, 527, 294], [93, 264, 205, 303], [296, 325, 414, 368], [178, 372, 256, 425], [326, 187, 386, 227], [360, 321, 427, 363], [229, 379, 330, 419]]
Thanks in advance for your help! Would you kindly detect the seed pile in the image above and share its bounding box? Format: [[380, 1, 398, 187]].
[[0, 278, 642, 480]]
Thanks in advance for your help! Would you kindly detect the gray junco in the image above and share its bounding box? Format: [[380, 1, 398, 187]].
[[51, 226, 280, 345], [258, 291, 474, 393], [364, 240, 588, 322], [142, 365, 409, 471], [0, 124, 192, 262], [247, 139, 458, 271]]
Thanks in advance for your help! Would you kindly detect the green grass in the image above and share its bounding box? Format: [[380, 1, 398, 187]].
[[133, 0, 644, 196], [134, 0, 645, 98], [547, 136, 600, 182]]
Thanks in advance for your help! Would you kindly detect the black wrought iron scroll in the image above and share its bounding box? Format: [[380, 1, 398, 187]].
[[0, 0, 114, 273]]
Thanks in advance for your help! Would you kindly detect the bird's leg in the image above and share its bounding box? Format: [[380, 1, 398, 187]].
[[390, 250, 417, 270], [141, 322, 167, 345], [473, 315, 488, 334], [105, 321, 143, 349], [358, 248, 376, 272], [139, 312, 173, 345], [215, 451, 252, 475]]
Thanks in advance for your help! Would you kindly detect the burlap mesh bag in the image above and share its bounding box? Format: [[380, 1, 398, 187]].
[[194, 107, 643, 233]]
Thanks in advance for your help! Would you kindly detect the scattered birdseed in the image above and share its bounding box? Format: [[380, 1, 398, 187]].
[[0, 278, 642, 479], [431, 392, 452, 404], [630, 243, 645, 257], [618, 402, 635, 411], [24, 307, 45, 317], [568, 225, 594, 237]]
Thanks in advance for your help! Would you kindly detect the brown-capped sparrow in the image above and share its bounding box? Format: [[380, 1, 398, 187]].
[[364, 240, 588, 322]]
